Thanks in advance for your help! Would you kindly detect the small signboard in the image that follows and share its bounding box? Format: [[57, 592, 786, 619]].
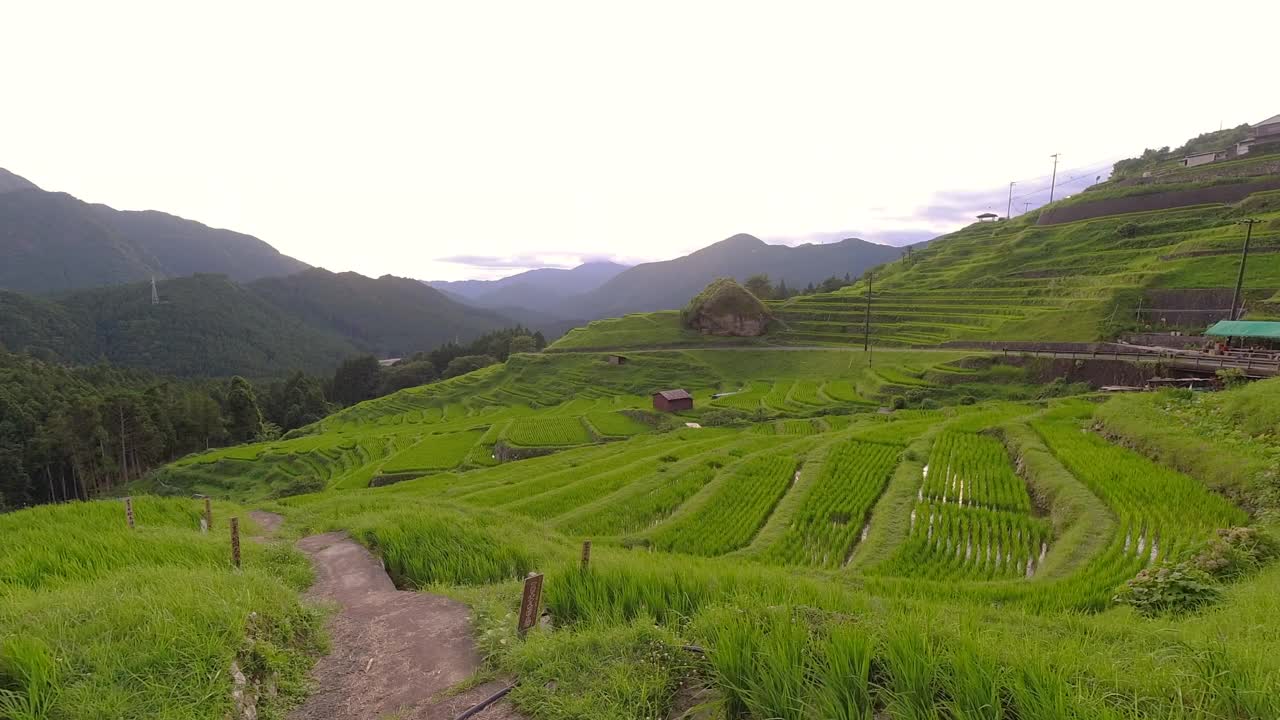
[[581, 541, 591, 571], [124, 497, 135, 529], [517, 573, 544, 635], [203, 497, 212, 533]]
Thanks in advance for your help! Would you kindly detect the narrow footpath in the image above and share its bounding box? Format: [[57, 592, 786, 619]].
[[248, 513, 518, 720]]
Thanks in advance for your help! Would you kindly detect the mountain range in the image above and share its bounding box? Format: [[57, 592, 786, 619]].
[[0, 166, 914, 377], [0, 168, 307, 293], [429, 234, 907, 323]]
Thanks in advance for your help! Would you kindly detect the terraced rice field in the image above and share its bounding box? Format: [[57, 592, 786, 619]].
[[876, 430, 1049, 580], [85, 341, 1280, 720], [650, 448, 806, 556], [759, 440, 901, 567], [382, 429, 486, 473], [504, 417, 594, 447], [583, 410, 650, 437]]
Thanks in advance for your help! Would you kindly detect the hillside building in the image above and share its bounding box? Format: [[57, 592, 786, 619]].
[[976, 212, 998, 222], [606, 353, 628, 365], [1237, 113, 1280, 156], [1181, 150, 1223, 168], [652, 389, 693, 412]]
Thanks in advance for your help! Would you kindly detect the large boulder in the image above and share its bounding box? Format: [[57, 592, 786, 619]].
[[680, 278, 773, 337]]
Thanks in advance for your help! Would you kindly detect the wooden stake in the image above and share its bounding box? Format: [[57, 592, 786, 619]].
[[581, 541, 591, 571], [124, 497, 135, 529], [517, 572, 544, 636], [230, 516, 241, 569], [203, 497, 212, 533]]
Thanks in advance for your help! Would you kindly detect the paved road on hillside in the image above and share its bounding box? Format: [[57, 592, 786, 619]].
[[553, 345, 1279, 376]]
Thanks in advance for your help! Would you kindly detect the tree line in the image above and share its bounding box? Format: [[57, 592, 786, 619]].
[[742, 272, 861, 300], [0, 326, 545, 510]]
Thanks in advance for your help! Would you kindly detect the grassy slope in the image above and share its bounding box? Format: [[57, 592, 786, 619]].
[[0, 498, 321, 719]]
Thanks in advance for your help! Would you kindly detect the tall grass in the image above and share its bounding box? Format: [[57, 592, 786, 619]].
[[0, 498, 321, 719], [353, 509, 537, 586]]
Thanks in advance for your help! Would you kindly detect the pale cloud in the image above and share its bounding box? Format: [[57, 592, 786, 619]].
[[2, 1, 1275, 281], [437, 255, 578, 270]]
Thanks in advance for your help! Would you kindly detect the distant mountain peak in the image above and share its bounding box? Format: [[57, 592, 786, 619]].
[[575, 260, 628, 270], [719, 233, 766, 248], [0, 168, 39, 194]]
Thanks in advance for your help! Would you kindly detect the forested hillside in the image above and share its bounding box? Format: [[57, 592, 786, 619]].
[[249, 269, 510, 358], [0, 275, 359, 376], [0, 271, 528, 377], [0, 168, 308, 293], [0, 351, 256, 509]]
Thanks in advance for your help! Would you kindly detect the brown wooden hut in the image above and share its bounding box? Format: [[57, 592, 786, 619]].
[[652, 389, 693, 412]]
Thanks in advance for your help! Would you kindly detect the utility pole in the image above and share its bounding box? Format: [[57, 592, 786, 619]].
[[1048, 154, 1061, 203], [1006, 181, 1016, 220], [1229, 219, 1259, 321], [1023, 201, 1032, 215], [864, 271, 873, 366]]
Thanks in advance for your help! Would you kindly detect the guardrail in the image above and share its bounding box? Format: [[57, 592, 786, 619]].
[[1002, 349, 1280, 377]]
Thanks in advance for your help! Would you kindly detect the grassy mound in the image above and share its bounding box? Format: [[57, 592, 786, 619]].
[[681, 278, 774, 336]]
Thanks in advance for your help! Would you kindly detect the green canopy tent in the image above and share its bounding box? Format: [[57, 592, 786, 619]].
[[1204, 321, 1280, 340]]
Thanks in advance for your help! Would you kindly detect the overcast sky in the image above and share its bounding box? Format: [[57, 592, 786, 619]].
[[4, 1, 1278, 280]]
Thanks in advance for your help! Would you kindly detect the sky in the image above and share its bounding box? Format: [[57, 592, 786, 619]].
[[3, 1, 1278, 281]]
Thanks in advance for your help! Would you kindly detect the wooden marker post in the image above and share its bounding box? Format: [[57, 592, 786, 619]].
[[203, 497, 212, 533], [230, 516, 241, 569], [124, 497, 136, 529], [581, 541, 591, 571], [517, 572, 544, 636]]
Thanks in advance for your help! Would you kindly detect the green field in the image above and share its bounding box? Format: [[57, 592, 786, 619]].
[[140, 348, 1035, 502], [0, 498, 320, 719], [7, 345, 1280, 719]]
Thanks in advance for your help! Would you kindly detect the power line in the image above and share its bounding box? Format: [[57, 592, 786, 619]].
[[1009, 168, 1107, 203], [1005, 156, 1113, 187], [1048, 154, 1061, 203], [1230, 219, 1260, 321]]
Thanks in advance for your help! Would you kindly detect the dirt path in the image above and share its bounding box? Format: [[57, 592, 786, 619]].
[[247, 513, 519, 720], [248, 510, 283, 536]]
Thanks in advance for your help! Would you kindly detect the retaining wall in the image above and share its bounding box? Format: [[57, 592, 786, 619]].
[[1038, 177, 1280, 225]]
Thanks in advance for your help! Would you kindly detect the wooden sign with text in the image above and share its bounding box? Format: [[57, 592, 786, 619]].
[[203, 497, 212, 533], [581, 541, 591, 570], [124, 497, 135, 529], [517, 572, 544, 635]]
